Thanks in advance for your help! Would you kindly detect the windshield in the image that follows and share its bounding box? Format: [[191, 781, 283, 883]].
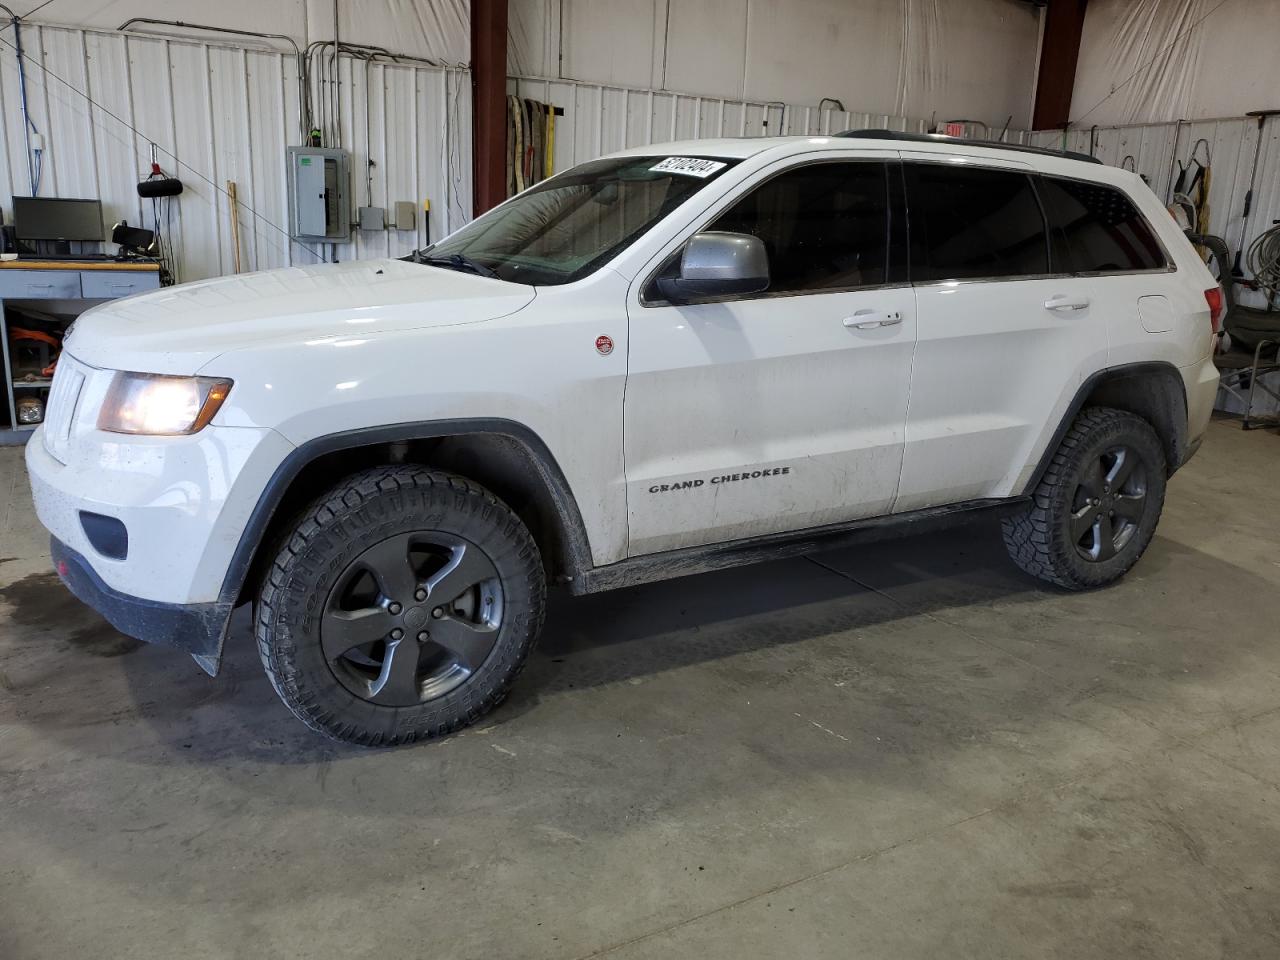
[[416, 155, 739, 285]]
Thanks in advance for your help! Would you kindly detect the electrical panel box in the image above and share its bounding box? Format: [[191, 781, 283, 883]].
[[286, 147, 351, 241]]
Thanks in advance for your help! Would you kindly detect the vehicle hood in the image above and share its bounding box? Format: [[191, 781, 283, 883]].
[[65, 259, 536, 375]]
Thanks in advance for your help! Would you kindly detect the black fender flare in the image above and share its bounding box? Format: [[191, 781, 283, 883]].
[[198, 418, 594, 674], [1021, 361, 1189, 495]]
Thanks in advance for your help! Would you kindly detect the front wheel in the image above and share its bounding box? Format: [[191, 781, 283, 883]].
[[1002, 407, 1167, 590], [256, 465, 546, 746]]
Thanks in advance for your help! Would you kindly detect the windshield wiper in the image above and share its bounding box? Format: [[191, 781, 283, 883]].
[[415, 252, 499, 279]]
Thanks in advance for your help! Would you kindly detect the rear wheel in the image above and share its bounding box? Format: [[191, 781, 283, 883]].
[[256, 465, 545, 746], [1002, 407, 1167, 590]]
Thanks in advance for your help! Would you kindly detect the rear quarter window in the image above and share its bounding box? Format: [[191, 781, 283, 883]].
[[1037, 176, 1167, 273]]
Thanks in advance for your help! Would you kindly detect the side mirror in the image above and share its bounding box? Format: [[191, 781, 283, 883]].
[[656, 231, 769, 302]]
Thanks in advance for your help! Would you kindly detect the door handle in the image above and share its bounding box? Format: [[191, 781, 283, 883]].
[[1044, 294, 1090, 312], [843, 310, 903, 329]]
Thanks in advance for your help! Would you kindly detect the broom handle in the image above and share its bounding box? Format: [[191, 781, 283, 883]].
[[227, 180, 243, 274]]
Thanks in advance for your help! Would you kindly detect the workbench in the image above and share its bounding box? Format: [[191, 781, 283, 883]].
[[0, 259, 161, 444]]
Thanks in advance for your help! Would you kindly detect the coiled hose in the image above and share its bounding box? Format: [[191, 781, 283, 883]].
[[1246, 223, 1280, 299]]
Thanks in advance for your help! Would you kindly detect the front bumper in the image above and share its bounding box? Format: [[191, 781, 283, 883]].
[[26, 420, 293, 606], [52, 537, 229, 661], [27, 406, 294, 674]]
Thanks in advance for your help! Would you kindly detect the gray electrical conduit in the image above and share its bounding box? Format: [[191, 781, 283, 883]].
[[302, 39, 459, 149], [115, 18, 461, 150], [117, 18, 312, 142], [2, 3, 38, 193], [116, 17, 302, 54]]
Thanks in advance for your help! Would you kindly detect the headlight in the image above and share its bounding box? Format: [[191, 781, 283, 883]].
[[97, 372, 233, 436]]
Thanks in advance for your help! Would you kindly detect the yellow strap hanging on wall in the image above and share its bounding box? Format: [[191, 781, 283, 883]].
[[545, 106, 556, 180]]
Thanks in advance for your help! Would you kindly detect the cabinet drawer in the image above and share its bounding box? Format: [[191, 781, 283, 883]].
[[0, 270, 82, 299], [80, 271, 160, 299]]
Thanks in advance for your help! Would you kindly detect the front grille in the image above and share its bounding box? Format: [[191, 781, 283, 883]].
[[42, 356, 86, 464]]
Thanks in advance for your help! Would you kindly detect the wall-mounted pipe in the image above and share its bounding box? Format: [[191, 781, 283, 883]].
[[332, 0, 340, 148], [116, 18, 301, 56], [117, 18, 311, 141], [6, 5, 37, 193]]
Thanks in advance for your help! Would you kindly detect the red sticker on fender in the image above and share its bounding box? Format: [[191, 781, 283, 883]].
[[595, 335, 614, 355]]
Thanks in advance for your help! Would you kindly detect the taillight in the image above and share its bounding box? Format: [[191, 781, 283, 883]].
[[1205, 286, 1224, 333]]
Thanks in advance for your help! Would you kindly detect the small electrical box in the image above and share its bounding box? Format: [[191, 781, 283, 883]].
[[286, 146, 351, 241], [357, 205, 386, 231], [394, 201, 417, 231]]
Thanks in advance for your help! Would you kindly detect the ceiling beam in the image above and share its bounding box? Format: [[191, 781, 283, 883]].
[[1032, 0, 1089, 131]]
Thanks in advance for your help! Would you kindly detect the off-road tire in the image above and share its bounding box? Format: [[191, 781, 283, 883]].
[[1002, 407, 1167, 590], [256, 465, 545, 746]]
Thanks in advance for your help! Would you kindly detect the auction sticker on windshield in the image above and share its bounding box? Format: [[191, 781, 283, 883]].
[[649, 157, 728, 178]]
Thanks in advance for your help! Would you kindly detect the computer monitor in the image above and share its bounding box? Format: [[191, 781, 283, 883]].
[[12, 197, 104, 242]]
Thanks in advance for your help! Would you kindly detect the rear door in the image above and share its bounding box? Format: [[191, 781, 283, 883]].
[[894, 156, 1106, 512], [1036, 173, 1181, 369], [623, 155, 917, 556]]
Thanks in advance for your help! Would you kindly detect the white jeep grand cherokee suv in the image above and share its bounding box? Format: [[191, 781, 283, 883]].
[[27, 131, 1221, 745]]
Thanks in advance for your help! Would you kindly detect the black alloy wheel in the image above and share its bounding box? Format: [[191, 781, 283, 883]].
[[257, 465, 545, 746], [1068, 444, 1148, 563], [323, 532, 505, 706], [1002, 407, 1167, 590]]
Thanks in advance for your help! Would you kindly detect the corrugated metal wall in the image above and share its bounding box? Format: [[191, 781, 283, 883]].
[[0, 22, 472, 282], [508, 75, 932, 172]]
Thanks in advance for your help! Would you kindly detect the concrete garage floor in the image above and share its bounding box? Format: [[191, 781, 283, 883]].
[[1, 418, 1278, 960]]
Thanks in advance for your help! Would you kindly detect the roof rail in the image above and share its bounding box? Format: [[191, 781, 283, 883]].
[[834, 129, 1102, 165]]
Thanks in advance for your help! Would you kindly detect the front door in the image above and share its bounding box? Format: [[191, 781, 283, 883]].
[[623, 157, 917, 556]]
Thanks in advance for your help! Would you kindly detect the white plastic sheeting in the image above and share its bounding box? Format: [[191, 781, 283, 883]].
[[1072, 0, 1280, 126], [509, 0, 1041, 129], [325, 0, 469, 64], [0, 23, 472, 282]]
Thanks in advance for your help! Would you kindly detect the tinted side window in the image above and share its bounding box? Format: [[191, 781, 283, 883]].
[[707, 162, 889, 293], [905, 164, 1049, 281], [1038, 176, 1167, 272]]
